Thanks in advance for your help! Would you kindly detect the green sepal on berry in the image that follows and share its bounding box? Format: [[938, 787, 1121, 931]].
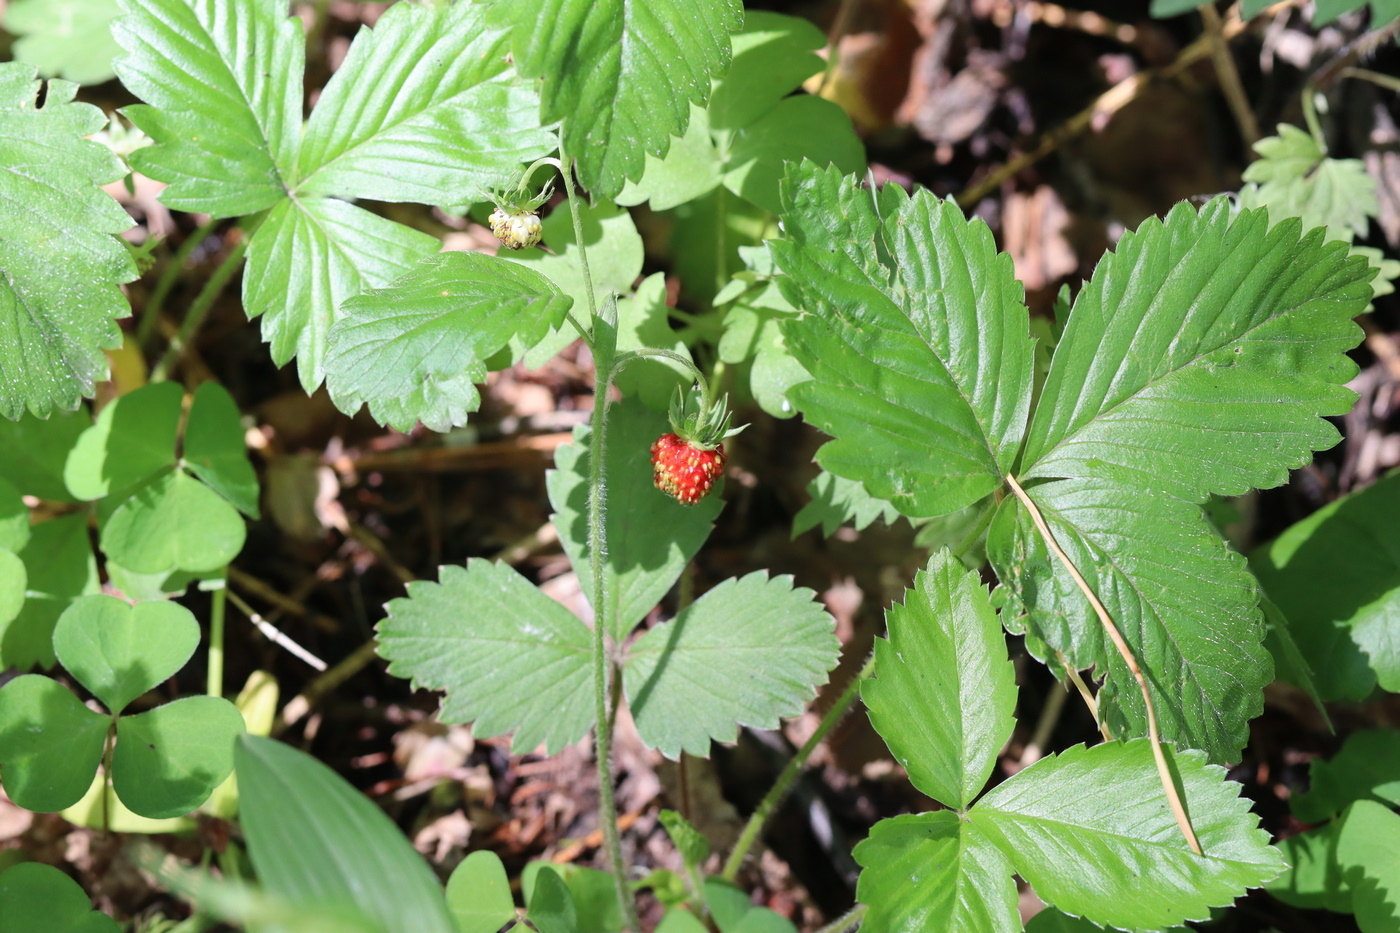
[[651, 387, 745, 506], [485, 161, 556, 250]]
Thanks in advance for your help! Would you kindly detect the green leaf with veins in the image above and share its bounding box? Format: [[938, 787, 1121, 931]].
[[614, 273, 693, 411], [771, 163, 1035, 518], [548, 399, 720, 642], [1019, 200, 1370, 500], [324, 252, 573, 431], [377, 560, 595, 755], [622, 572, 837, 759], [864, 551, 1016, 810], [494, 0, 742, 198], [294, 1, 554, 210], [502, 200, 645, 369], [988, 476, 1269, 763], [855, 812, 1021, 933], [113, 0, 302, 216], [243, 196, 438, 392], [4, 0, 121, 86], [792, 471, 900, 538], [0, 64, 136, 419], [618, 12, 863, 215], [969, 741, 1285, 931]]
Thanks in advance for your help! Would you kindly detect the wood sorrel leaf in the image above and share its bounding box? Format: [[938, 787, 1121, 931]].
[[2, 514, 99, 670], [0, 64, 136, 419], [324, 252, 573, 432], [99, 469, 246, 574], [64, 381, 182, 501], [771, 163, 1034, 518], [864, 550, 1016, 809], [446, 852, 518, 933], [0, 674, 108, 812], [622, 571, 837, 758], [494, 0, 742, 198], [53, 594, 200, 713], [377, 559, 594, 755], [184, 382, 260, 519], [112, 695, 244, 818], [0, 862, 120, 933]]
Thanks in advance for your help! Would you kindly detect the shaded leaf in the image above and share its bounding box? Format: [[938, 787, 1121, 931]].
[[623, 572, 837, 758], [184, 382, 260, 518], [792, 471, 899, 538], [4, 515, 100, 670], [1293, 729, 1400, 823], [0, 862, 120, 933], [0, 674, 108, 812], [64, 381, 182, 500], [112, 695, 244, 818], [0, 407, 88, 501], [1336, 800, 1400, 933]]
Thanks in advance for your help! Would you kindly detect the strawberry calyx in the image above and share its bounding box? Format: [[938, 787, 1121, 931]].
[[665, 385, 743, 452]]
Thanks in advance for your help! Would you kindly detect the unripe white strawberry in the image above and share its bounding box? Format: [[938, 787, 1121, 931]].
[[489, 206, 542, 250]]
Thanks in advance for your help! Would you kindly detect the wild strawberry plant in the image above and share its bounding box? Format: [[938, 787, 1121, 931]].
[[0, 0, 1392, 931]]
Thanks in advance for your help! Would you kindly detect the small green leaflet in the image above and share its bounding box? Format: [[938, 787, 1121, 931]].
[[0, 64, 136, 419], [494, 0, 743, 198], [113, 0, 555, 392], [0, 862, 120, 933], [622, 572, 837, 758], [324, 252, 573, 431], [4, 0, 121, 86], [377, 559, 594, 755], [792, 471, 900, 538]]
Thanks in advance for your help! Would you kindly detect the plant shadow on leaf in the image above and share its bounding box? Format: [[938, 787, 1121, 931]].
[[624, 600, 689, 722]]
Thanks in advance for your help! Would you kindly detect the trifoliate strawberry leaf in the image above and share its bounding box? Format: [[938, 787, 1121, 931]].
[[792, 471, 901, 538], [4, 0, 121, 86], [622, 572, 837, 758], [864, 551, 1016, 809], [548, 398, 721, 641], [854, 812, 1021, 933], [1335, 800, 1400, 932], [112, 695, 244, 818], [494, 0, 743, 198], [988, 477, 1269, 763], [0, 64, 136, 419], [244, 196, 439, 393], [377, 560, 595, 754], [1250, 470, 1400, 701], [294, 1, 553, 210], [324, 252, 573, 432], [771, 164, 1034, 518], [1019, 200, 1372, 501], [969, 741, 1285, 931], [2, 514, 99, 669], [53, 595, 200, 714], [113, 0, 301, 216], [0, 674, 109, 812], [1292, 730, 1400, 823]]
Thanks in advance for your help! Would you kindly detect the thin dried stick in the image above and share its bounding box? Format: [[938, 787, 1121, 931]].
[[1005, 474, 1202, 855], [1055, 649, 1112, 742]]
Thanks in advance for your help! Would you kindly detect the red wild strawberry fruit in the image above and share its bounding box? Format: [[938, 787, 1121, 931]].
[[650, 386, 744, 506], [651, 433, 726, 506]]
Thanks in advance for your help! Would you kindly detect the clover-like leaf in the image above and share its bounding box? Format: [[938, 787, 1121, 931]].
[[4, 515, 100, 670], [988, 476, 1269, 763], [864, 551, 1017, 809], [0, 674, 109, 813], [1268, 820, 1351, 914], [1335, 800, 1400, 933], [184, 382, 260, 518], [0, 407, 89, 501], [0, 551, 24, 629], [113, 0, 302, 216], [548, 398, 721, 641], [111, 695, 245, 818], [0, 64, 136, 419], [100, 470, 246, 574], [0, 862, 120, 933], [377, 560, 594, 754], [969, 741, 1286, 931], [496, 0, 742, 198], [623, 572, 837, 758], [243, 196, 439, 393], [52, 595, 200, 714], [522, 863, 623, 933], [1019, 200, 1372, 501], [295, 1, 553, 210], [64, 381, 182, 500], [324, 252, 573, 432], [771, 164, 1035, 518], [446, 852, 518, 933], [854, 812, 1021, 933]]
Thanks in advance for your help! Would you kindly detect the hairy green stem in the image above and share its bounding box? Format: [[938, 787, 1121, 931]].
[[137, 217, 220, 349], [814, 903, 866, 933], [560, 148, 640, 933], [722, 654, 876, 881]]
